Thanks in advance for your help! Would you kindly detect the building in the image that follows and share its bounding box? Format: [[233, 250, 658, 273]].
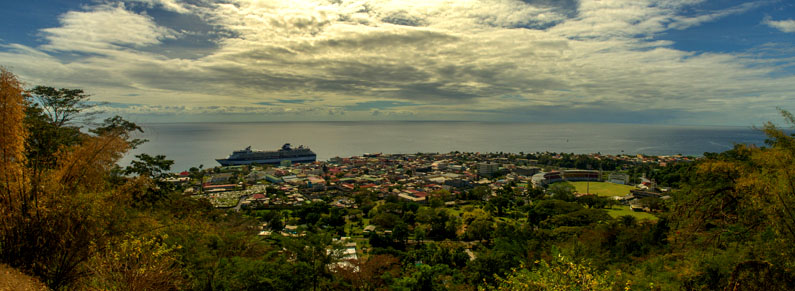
[[304, 176, 326, 191], [478, 162, 500, 177], [209, 173, 234, 184], [563, 170, 600, 182], [265, 174, 283, 183], [608, 172, 629, 184], [246, 171, 267, 182], [398, 192, 426, 203], [531, 171, 563, 187], [513, 166, 540, 177], [630, 189, 662, 199]]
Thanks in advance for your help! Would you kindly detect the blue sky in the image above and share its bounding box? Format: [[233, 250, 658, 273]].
[[1, 0, 794, 125]]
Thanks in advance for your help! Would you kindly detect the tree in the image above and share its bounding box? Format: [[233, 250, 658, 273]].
[[90, 115, 147, 148], [527, 186, 545, 200], [471, 186, 491, 201], [26, 86, 96, 127], [124, 154, 176, 203], [493, 254, 623, 290], [545, 208, 611, 227], [392, 222, 410, 246], [488, 187, 515, 216], [269, 211, 285, 231], [393, 263, 452, 291], [24, 87, 143, 172], [372, 212, 401, 229], [125, 154, 174, 180], [429, 196, 445, 208], [669, 110, 795, 289], [282, 232, 343, 291], [0, 67, 27, 195], [547, 182, 576, 201], [23, 97, 82, 170], [23, 86, 96, 171], [1, 70, 134, 288], [465, 217, 494, 242], [85, 235, 183, 290], [527, 200, 582, 226], [334, 254, 401, 291]]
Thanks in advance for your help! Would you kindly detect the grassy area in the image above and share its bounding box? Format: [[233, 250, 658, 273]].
[[570, 181, 635, 197], [445, 206, 467, 217], [606, 206, 658, 221], [196, 192, 241, 207]]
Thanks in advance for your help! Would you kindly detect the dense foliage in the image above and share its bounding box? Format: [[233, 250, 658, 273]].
[[1, 67, 794, 290]]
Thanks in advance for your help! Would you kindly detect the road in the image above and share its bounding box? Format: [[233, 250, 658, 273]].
[[233, 194, 250, 211]]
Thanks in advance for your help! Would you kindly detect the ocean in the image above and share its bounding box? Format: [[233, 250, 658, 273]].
[[120, 122, 769, 172]]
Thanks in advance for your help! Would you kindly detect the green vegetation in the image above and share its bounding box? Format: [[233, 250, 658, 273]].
[[1, 67, 794, 290], [605, 205, 658, 221], [569, 181, 636, 197]]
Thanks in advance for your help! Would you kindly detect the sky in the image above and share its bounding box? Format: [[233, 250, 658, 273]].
[[1, 0, 794, 125]]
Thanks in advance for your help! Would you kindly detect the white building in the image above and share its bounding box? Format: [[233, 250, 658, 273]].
[[478, 162, 500, 177]]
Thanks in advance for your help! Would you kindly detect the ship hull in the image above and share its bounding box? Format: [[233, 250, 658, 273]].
[[216, 155, 316, 166]]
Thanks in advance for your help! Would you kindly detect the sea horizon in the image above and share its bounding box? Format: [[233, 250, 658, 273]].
[[135, 119, 767, 128], [122, 121, 769, 172]]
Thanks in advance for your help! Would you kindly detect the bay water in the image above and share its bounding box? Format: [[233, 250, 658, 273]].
[[122, 122, 768, 172]]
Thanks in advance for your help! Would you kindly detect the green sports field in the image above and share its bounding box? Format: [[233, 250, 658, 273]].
[[606, 205, 658, 221], [570, 181, 635, 197]]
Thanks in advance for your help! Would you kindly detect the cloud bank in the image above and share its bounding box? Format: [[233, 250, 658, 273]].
[[1, 0, 793, 125]]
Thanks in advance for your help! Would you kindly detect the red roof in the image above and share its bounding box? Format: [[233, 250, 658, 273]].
[[179, 171, 190, 177], [252, 193, 266, 199]]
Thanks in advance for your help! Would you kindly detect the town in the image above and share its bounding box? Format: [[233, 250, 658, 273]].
[[183, 151, 689, 208], [171, 150, 692, 263]]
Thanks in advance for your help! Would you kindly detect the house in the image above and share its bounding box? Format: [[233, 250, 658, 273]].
[[284, 225, 299, 234], [246, 171, 267, 182], [630, 189, 662, 199], [202, 184, 237, 191], [608, 172, 629, 184], [209, 173, 234, 184], [265, 175, 283, 183], [398, 192, 426, 203]]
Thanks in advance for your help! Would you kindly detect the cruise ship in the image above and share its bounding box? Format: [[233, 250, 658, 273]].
[[216, 143, 317, 166]]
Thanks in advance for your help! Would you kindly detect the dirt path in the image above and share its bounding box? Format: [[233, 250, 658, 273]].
[[0, 264, 48, 291]]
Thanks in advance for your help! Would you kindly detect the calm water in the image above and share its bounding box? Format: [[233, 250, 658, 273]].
[[121, 122, 768, 171]]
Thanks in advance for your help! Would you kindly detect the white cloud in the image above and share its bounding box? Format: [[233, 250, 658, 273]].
[[0, 0, 792, 125], [126, 0, 191, 13], [39, 3, 180, 53], [764, 18, 795, 33]]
